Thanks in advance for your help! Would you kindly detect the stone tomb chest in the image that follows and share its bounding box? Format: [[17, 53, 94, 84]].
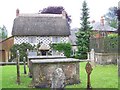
[[31, 58, 80, 88], [28, 56, 66, 77]]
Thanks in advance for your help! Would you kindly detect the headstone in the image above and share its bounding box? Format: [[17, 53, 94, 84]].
[[87, 52, 90, 60], [85, 62, 93, 89], [90, 49, 95, 62], [90, 49, 96, 67], [51, 68, 65, 89], [56, 51, 59, 55], [60, 52, 64, 56]]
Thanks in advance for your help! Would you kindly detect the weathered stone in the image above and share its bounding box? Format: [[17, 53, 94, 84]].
[[28, 56, 66, 77], [94, 53, 118, 65], [51, 68, 65, 89], [31, 58, 80, 88], [88, 49, 118, 65]]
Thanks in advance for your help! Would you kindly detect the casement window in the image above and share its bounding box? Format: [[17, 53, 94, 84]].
[[28, 37, 36, 43], [52, 37, 60, 43]]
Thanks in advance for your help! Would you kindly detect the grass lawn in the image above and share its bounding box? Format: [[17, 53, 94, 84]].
[[0, 62, 118, 89]]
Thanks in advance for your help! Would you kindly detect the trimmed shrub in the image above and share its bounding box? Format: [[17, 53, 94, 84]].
[[51, 43, 72, 58]]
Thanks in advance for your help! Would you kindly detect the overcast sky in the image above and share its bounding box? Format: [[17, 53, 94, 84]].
[[0, 0, 119, 37]]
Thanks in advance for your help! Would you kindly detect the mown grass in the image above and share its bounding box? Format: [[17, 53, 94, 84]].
[[67, 62, 118, 88], [0, 62, 118, 89], [1, 65, 32, 88]]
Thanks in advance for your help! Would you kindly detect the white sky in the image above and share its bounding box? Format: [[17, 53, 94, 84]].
[[0, 0, 119, 37]]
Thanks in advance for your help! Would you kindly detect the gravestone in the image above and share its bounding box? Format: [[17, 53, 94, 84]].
[[90, 49, 95, 62], [90, 49, 96, 67], [85, 62, 93, 89], [87, 49, 95, 61], [51, 68, 65, 89]]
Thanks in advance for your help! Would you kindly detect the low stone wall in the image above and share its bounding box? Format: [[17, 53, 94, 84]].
[[95, 53, 118, 65], [31, 59, 80, 88]]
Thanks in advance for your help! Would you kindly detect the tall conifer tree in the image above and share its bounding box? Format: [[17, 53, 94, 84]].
[[76, 0, 92, 59]]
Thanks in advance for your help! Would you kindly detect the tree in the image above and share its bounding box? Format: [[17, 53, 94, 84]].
[[117, 8, 120, 35], [10, 43, 34, 62], [104, 7, 118, 28], [0, 25, 8, 40], [39, 6, 71, 24], [76, 0, 92, 59]]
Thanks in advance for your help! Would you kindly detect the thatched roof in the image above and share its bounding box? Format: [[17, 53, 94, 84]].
[[12, 14, 70, 36]]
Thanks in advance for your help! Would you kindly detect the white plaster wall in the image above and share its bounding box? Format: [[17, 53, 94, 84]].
[[14, 36, 28, 44], [14, 36, 69, 45]]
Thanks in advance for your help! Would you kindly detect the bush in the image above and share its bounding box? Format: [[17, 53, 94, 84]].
[[104, 33, 118, 53], [51, 43, 72, 58], [10, 43, 34, 62], [75, 53, 87, 59]]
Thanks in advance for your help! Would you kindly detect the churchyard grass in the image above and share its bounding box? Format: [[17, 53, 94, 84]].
[[1, 62, 118, 88], [66, 62, 118, 88], [1, 65, 32, 88]]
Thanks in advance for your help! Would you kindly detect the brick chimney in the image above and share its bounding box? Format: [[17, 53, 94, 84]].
[[100, 16, 104, 26], [16, 8, 19, 17], [62, 10, 66, 19]]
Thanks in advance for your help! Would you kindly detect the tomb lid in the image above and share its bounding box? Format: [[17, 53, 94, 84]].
[[28, 55, 66, 59], [31, 58, 81, 64]]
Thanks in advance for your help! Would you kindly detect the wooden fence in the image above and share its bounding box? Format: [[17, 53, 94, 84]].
[[90, 37, 118, 53]]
